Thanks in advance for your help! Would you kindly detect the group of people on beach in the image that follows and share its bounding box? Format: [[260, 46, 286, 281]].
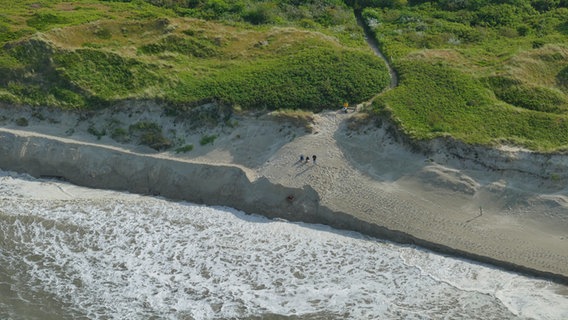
[[300, 154, 317, 165]]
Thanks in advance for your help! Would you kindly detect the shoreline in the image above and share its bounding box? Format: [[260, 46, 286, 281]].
[[1, 105, 567, 285]]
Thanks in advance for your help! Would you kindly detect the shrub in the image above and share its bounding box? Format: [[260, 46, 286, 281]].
[[533, 39, 546, 48], [129, 121, 171, 150], [243, 5, 274, 25], [474, 5, 521, 27], [138, 35, 219, 57], [53, 49, 159, 99], [488, 76, 568, 113], [200, 134, 217, 145], [15, 117, 28, 127], [111, 127, 129, 142], [140, 131, 172, 150], [557, 66, 568, 90], [177, 46, 390, 112], [87, 125, 106, 140], [175, 144, 194, 153], [94, 27, 112, 39], [270, 109, 314, 131], [26, 12, 70, 31]]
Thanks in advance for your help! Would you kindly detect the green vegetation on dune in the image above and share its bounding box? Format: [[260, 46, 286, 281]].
[[375, 61, 568, 150], [0, 0, 388, 112], [1, 0, 568, 151], [359, 0, 568, 151], [169, 46, 389, 109], [54, 49, 161, 100]]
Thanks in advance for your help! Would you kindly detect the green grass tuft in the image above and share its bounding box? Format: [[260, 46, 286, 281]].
[[199, 134, 217, 146], [175, 144, 194, 153], [129, 121, 171, 150]]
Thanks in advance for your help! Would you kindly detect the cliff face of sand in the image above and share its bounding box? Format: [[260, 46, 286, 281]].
[[419, 135, 568, 181], [0, 128, 417, 252], [0, 130, 315, 221], [0, 106, 567, 284]]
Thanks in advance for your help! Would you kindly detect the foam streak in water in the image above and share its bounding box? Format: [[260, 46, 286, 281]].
[[0, 172, 567, 319]]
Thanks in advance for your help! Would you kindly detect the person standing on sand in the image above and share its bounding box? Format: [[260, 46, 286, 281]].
[[312, 155, 317, 164]]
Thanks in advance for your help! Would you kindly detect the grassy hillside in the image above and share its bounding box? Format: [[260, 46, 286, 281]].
[[358, 0, 568, 151], [2, 0, 568, 152], [0, 0, 390, 111]]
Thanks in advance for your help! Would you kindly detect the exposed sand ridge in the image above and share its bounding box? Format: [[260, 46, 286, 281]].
[[0, 104, 567, 284]]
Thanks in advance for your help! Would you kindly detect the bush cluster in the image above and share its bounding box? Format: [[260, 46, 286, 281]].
[[170, 47, 389, 111], [363, 1, 568, 150], [0, 0, 388, 112], [129, 122, 172, 150]]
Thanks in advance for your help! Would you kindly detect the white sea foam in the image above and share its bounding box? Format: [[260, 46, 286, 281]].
[[0, 171, 567, 319]]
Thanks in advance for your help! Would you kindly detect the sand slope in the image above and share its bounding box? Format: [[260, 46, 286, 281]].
[[0, 105, 567, 282], [256, 111, 568, 280]]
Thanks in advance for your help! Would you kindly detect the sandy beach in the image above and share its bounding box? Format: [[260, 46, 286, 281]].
[[0, 104, 567, 283]]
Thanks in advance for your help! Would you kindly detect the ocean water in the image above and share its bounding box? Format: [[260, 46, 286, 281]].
[[0, 171, 566, 320]]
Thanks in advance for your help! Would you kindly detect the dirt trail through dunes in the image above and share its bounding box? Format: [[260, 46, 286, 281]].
[[355, 10, 398, 90]]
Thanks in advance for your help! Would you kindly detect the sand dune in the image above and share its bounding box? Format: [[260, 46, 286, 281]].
[[0, 104, 567, 283]]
